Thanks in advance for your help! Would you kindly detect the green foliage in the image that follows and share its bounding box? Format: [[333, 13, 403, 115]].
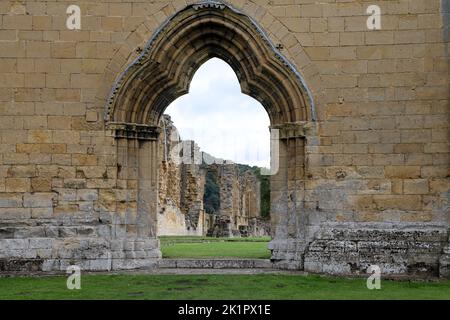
[[253, 166, 271, 218], [246, 165, 271, 218], [203, 170, 220, 214]]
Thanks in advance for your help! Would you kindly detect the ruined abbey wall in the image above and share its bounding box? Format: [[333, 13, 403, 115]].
[[0, 0, 448, 276], [157, 115, 206, 236], [206, 164, 268, 237], [157, 115, 265, 237]]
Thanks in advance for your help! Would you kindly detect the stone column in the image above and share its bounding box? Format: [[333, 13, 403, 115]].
[[136, 139, 159, 238], [268, 122, 310, 269], [109, 123, 162, 269]]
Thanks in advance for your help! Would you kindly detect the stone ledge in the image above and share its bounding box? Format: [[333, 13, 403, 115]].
[[158, 259, 274, 269]]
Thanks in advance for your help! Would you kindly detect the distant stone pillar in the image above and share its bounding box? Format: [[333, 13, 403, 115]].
[[213, 164, 238, 237], [218, 165, 236, 218]]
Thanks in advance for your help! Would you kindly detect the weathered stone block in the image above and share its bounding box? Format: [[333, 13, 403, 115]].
[[373, 195, 422, 211], [5, 178, 30, 192], [0, 193, 22, 207], [29, 238, 53, 249], [385, 166, 421, 179], [13, 226, 46, 238], [0, 208, 31, 220], [1, 239, 29, 250], [23, 192, 55, 208]]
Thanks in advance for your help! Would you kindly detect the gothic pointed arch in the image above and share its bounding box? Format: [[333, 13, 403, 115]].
[[104, 1, 316, 139]]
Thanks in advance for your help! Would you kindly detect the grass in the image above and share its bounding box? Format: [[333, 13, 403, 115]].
[[0, 274, 448, 300], [159, 236, 271, 259]]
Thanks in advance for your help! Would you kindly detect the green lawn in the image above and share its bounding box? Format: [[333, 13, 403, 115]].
[[160, 236, 271, 259], [0, 274, 448, 300]]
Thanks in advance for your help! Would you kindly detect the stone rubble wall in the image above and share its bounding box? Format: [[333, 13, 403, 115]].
[[157, 115, 206, 236]]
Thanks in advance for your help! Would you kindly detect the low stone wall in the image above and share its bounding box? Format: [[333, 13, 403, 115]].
[[159, 258, 274, 269], [248, 218, 271, 237], [270, 223, 449, 278], [0, 237, 160, 271], [157, 202, 205, 236]]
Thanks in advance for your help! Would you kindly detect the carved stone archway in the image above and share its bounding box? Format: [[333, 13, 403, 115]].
[[105, 1, 317, 266]]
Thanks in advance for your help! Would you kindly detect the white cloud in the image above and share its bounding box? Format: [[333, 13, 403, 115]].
[[165, 58, 270, 168]]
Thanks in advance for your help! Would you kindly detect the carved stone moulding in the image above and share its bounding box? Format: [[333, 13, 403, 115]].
[[271, 121, 318, 140], [108, 122, 160, 141]]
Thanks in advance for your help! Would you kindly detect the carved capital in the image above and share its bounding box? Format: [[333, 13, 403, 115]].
[[271, 121, 317, 139], [108, 122, 160, 140]]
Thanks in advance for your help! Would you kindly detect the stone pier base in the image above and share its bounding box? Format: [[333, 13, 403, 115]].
[[0, 237, 161, 272], [270, 224, 449, 278]]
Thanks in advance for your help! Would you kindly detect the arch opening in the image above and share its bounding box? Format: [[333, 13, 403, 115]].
[[157, 57, 272, 245], [106, 1, 316, 266], [165, 57, 271, 168]]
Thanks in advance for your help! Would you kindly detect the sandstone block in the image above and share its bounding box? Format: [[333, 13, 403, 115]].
[[26, 41, 51, 58], [31, 207, 53, 218], [385, 166, 421, 179], [86, 110, 98, 122], [0, 208, 31, 220], [7, 165, 36, 178], [29, 238, 53, 249], [72, 154, 97, 166], [77, 189, 98, 201], [51, 42, 76, 58], [23, 192, 55, 208], [0, 193, 22, 207], [3, 15, 32, 30], [5, 178, 30, 192], [373, 195, 422, 211], [403, 179, 429, 194], [429, 179, 450, 193], [28, 130, 52, 144], [31, 177, 52, 192]]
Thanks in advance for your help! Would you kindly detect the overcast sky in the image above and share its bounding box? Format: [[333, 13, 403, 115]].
[[165, 58, 270, 168]]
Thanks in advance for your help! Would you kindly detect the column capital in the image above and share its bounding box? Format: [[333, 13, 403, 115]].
[[107, 122, 160, 141], [270, 121, 317, 139]]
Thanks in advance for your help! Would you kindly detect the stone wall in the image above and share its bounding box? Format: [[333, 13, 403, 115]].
[[157, 115, 206, 236], [207, 164, 269, 237], [0, 0, 448, 276]]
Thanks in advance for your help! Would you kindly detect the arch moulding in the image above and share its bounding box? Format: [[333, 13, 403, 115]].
[[103, 0, 318, 140]]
